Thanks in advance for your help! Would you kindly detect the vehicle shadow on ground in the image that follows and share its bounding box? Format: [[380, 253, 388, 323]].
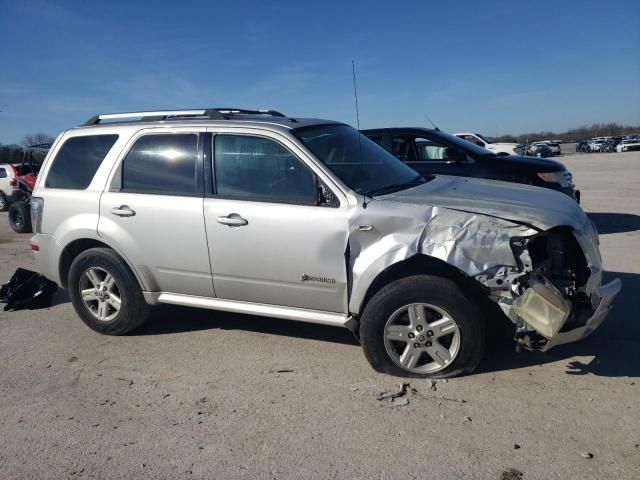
[[478, 271, 640, 378], [587, 212, 640, 234], [135, 304, 360, 346]]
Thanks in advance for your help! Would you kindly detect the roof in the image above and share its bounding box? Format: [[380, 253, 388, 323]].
[[71, 108, 342, 135], [360, 127, 438, 135]]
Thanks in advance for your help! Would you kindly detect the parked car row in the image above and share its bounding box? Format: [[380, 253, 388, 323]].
[[576, 136, 640, 153], [19, 107, 620, 379]]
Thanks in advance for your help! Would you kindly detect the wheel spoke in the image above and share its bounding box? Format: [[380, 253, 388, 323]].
[[429, 316, 457, 339], [425, 340, 452, 366], [85, 269, 101, 288], [385, 324, 411, 341], [107, 293, 121, 312], [399, 344, 422, 368], [407, 304, 426, 329], [104, 274, 116, 291], [97, 301, 109, 320], [81, 288, 98, 302]]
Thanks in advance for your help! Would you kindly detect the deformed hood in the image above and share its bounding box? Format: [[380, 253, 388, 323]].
[[382, 175, 591, 232]]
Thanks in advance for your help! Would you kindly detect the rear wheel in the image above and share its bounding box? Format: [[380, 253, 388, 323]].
[[0, 192, 9, 212], [8, 201, 31, 233], [68, 248, 151, 335], [360, 275, 485, 378]]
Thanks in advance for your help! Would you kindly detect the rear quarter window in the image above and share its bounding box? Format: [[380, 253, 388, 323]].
[[45, 135, 119, 189], [0, 167, 6, 178]]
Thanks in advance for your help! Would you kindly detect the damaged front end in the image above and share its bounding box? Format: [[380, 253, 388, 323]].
[[489, 227, 621, 351], [349, 199, 621, 353]]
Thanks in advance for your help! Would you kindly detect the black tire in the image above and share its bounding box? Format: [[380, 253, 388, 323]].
[[8, 201, 31, 233], [0, 191, 9, 212], [360, 275, 485, 378], [68, 247, 151, 335]]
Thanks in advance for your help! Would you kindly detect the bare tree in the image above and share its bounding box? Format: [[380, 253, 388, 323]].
[[21, 133, 55, 147]]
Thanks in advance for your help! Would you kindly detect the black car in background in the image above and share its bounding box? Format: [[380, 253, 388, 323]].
[[362, 127, 579, 201], [526, 143, 554, 157]]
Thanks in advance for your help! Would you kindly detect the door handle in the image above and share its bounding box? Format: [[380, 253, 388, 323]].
[[216, 213, 248, 227], [111, 205, 136, 217]]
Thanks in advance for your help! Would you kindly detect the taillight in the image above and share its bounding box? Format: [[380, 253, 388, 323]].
[[9, 178, 17, 187], [31, 197, 44, 234]]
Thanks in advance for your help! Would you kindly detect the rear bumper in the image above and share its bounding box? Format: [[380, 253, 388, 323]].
[[30, 233, 62, 285], [543, 278, 621, 351]]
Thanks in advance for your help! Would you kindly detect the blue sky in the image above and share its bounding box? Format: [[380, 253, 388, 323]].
[[0, 0, 639, 144]]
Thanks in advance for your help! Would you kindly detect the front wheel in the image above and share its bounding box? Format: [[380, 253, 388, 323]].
[[360, 275, 485, 378]]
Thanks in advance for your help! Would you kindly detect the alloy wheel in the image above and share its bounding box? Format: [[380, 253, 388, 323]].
[[383, 303, 461, 374], [79, 267, 122, 322]]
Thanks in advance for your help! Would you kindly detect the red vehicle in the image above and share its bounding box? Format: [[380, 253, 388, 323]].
[[8, 144, 50, 233]]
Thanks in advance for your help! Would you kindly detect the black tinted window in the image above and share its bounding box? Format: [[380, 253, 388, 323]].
[[0, 168, 6, 178], [122, 134, 198, 195], [45, 135, 118, 189], [214, 135, 315, 204]]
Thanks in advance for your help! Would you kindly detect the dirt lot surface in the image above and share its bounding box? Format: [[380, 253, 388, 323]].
[[1, 152, 639, 479]]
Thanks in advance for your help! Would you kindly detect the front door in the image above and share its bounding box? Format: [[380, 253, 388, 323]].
[[203, 132, 348, 313], [98, 130, 214, 297]]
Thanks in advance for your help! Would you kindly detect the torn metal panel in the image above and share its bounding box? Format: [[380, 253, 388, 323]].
[[347, 201, 536, 314]]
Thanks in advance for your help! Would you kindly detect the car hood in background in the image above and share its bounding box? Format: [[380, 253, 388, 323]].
[[491, 154, 566, 171], [381, 175, 590, 232]]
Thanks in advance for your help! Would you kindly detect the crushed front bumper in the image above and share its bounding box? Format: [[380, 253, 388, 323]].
[[542, 277, 621, 351]]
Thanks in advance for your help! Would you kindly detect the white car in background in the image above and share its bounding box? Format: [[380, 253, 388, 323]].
[[616, 138, 640, 152], [0, 163, 20, 211], [454, 132, 524, 156], [589, 138, 607, 152]]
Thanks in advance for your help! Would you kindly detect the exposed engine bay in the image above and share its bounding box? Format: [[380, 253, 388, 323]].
[[494, 228, 593, 350]]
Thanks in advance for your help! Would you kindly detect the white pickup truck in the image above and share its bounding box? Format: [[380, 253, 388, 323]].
[[454, 132, 524, 156]]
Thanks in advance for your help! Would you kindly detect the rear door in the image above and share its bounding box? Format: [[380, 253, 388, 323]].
[[98, 129, 214, 297], [203, 129, 349, 313]]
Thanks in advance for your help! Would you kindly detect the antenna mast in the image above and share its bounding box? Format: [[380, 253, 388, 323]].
[[352, 60, 360, 129]]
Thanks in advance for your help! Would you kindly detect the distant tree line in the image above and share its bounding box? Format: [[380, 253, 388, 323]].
[[494, 123, 640, 144], [0, 133, 55, 164]]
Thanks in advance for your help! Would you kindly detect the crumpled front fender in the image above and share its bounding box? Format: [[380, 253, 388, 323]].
[[348, 205, 537, 314]]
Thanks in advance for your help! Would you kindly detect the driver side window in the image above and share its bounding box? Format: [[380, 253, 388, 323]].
[[214, 135, 317, 205], [414, 138, 450, 161]]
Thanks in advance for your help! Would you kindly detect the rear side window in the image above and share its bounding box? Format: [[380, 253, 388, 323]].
[[121, 134, 198, 195], [45, 135, 119, 189], [0, 168, 6, 178]]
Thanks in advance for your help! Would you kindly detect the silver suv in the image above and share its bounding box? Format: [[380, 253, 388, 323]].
[[31, 108, 621, 378]]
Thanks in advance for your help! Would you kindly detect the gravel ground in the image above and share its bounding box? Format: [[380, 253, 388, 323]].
[[1, 151, 639, 480]]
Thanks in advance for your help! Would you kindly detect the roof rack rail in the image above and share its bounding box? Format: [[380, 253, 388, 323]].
[[82, 108, 287, 126]]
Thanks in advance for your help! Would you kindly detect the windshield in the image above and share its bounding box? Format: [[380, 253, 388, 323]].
[[293, 124, 421, 195]]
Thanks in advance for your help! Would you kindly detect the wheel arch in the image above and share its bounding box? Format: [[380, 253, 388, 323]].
[[354, 254, 497, 320], [58, 237, 147, 291]]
